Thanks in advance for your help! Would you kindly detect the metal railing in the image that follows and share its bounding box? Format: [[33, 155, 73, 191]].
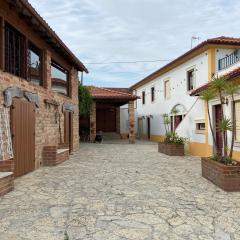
[[218, 51, 240, 71]]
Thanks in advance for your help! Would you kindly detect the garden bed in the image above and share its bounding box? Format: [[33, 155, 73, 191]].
[[202, 157, 240, 192], [158, 142, 184, 156]]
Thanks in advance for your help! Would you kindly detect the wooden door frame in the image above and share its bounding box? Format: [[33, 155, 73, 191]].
[[214, 104, 223, 154], [147, 117, 151, 140], [64, 110, 73, 153], [11, 98, 35, 177]]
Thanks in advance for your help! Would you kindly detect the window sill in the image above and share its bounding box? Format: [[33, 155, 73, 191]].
[[195, 130, 205, 134]]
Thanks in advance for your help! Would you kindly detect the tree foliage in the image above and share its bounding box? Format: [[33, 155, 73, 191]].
[[78, 85, 93, 115]]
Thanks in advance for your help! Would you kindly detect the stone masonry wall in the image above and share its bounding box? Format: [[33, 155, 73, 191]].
[[0, 63, 79, 170]]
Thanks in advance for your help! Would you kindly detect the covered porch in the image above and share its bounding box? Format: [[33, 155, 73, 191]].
[[80, 86, 137, 144]]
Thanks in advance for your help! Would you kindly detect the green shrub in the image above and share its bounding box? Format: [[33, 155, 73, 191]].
[[164, 132, 186, 145]]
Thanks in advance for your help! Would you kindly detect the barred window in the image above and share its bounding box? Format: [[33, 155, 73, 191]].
[[5, 23, 26, 78]]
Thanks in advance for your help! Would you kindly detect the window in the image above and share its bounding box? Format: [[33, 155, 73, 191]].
[[164, 80, 170, 99], [195, 119, 205, 134], [5, 23, 26, 78], [142, 91, 145, 105], [51, 61, 69, 96], [187, 69, 195, 91], [235, 101, 240, 141], [27, 42, 42, 85], [151, 87, 155, 102]]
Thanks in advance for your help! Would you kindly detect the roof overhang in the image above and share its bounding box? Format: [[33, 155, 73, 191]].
[[130, 38, 240, 90], [6, 0, 88, 73], [190, 68, 240, 96]]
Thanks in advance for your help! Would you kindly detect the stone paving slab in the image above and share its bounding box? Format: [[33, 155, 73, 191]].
[[0, 143, 240, 240]]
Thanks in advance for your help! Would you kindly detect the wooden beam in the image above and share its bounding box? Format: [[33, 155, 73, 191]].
[[0, 17, 4, 71]]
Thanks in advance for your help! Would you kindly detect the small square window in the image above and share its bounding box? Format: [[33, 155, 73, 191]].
[[195, 122, 205, 134]]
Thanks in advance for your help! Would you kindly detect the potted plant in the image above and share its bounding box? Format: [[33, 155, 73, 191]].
[[158, 113, 186, 156], [200, 76, 240, 191]]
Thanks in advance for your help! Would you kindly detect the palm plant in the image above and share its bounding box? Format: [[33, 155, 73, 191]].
[[171, 106, 179, 133], [225, 83, 240, 158], [210, 76, 228, 158], [217, 116, 233, 158], [210, 76, 227, 116], [200, 89, 217, 154], [162, 113, 170, 134]]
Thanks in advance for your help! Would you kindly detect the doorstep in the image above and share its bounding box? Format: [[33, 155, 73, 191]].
[[0, 172, 14, 196], [43, 146, 69, 166]]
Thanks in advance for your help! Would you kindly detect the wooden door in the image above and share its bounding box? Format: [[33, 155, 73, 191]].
[[64, 111, 73, 153], [215, 105, 223, 154], [11, 99, 35, 177], [147, 117, 151, 140], [96, 108, 116, 132], [138, 118, 143, 139]]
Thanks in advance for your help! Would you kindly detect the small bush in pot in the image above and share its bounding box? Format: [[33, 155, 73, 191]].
[[158, 114, 186, 156]]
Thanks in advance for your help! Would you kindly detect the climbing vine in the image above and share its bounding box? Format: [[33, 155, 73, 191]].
[[78, 84, 93, 115]]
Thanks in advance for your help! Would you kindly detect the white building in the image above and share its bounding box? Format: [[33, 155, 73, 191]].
[[126, 37, 240, 158]]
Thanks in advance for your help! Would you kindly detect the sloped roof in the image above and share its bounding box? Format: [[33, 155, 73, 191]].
[[190, 66, 240, 96], [9, 0, 88, 73], [130, 36, 240, 90], [87, 86, 137, 100]]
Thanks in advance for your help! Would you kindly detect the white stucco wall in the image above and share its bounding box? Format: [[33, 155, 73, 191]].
[[134, 51, 208, 141], [130, 47, 240, 144], [120, 104, 137, 134]]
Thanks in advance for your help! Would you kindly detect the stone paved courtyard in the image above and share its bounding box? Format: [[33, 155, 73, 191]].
[[1, 143, 240, 240]]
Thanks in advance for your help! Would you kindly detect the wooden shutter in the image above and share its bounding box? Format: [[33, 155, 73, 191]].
[[235, 102, 240, 141]]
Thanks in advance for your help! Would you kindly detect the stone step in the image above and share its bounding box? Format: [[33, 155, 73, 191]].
[[0, 172, 14, 197], [101, 132, 121, 140]]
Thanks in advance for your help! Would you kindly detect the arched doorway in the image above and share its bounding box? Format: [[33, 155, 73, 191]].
[[170, 104, 187, 131]]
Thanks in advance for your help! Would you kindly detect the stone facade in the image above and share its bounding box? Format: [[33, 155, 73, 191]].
[[158, 142, 185, 156], [128, 100, 135, 144], [202, 157, 240, 192], [0, 0, 82, 177], [89, 101, 96, 142], [116, 107, 120, 134]]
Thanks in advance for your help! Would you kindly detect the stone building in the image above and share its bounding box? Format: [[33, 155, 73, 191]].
[[0, 0, 87, 190], [79, 86, 137, 143]]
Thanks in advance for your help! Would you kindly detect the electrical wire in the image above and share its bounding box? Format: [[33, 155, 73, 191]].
[[85, 59, 171, 65]]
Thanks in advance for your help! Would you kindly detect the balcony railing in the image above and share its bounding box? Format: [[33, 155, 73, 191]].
[[218, 51, 240, 71]]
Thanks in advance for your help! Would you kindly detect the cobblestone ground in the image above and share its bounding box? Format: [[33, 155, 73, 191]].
[[1, 143, 240, 240]]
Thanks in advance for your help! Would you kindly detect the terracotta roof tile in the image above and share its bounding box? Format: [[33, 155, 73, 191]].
[[87, 86, 137, 100], [190, 66, 240, 96]]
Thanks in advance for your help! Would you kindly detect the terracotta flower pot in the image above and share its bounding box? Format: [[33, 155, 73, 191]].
[[201, 157, 240, 192], [158, 142, 184, 156]]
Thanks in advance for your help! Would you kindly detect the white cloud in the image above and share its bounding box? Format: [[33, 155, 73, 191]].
[[29, 0, 240, 87]]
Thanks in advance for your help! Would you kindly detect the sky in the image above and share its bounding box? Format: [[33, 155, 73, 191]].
[[29, 0, 240, 88]]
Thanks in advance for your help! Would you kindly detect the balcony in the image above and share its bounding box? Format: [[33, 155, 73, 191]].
[[218, 51, 240, 71]]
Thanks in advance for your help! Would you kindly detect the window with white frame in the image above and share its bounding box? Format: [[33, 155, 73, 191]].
[[195, 119, 205, 134], [187, 68, 195, 91]]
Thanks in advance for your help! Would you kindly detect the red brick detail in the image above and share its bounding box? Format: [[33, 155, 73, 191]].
[[158, 142, 184, 156], [0, 173, 14, 197], [43, 146, 69, 166], [202, 157, 240, 192], [0, 160, 14, 172]]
